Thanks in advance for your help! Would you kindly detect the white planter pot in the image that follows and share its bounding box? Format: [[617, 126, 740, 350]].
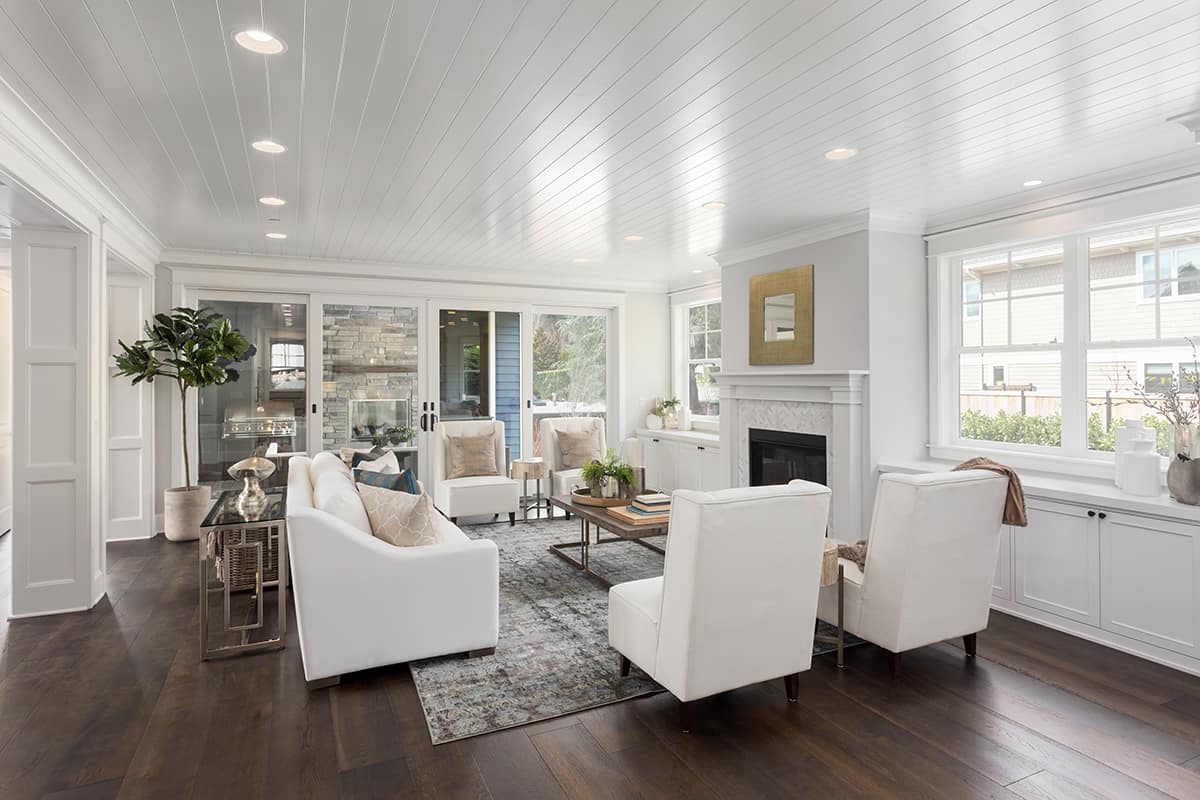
[[645, 414, 663, 430], [164, 485, 212, 542]]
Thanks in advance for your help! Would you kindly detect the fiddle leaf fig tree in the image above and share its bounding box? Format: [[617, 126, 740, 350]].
[[113, 307, 250, 489]]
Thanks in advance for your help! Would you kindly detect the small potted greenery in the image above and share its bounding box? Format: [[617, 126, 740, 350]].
[[113, 307, 249, 541], [645, 397, 681, 430], [581, 450, 636, 499], [371, 424, 416, 448]]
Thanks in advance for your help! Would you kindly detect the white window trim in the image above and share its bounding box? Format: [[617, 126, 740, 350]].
[[930, 207, 1200, 480], [669, 291, 721, 433]]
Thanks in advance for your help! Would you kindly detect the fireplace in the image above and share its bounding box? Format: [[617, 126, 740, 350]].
[[749, 428, 827, 487]]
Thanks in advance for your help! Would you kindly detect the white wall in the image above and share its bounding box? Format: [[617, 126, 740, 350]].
[[152, 265, 173, 524], [721, 231, 870, 374], [620, 292, 670, 439]]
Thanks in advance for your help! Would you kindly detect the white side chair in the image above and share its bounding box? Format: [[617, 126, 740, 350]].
[[608, 480, 832, 731], [540, 416, 607, 507], [433, 419, 520, 525], [817, 470, 1009, 677]]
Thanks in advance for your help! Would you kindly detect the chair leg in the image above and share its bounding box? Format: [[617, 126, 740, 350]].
[[784, 673, 800, 702], [887, 650, 902, 679], [509, 511, 516, 526], [619, 655, 631, 677], [963, 633, 977, 657], [307, 675, 340, 690], [679, 700, 695, 733], [450, 516, 458, 525]]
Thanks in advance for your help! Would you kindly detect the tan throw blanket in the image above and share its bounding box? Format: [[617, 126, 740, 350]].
[[836, 459, 1028, 571]]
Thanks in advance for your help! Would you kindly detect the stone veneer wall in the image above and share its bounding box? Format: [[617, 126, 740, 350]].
[[322, 305, 419, 449]]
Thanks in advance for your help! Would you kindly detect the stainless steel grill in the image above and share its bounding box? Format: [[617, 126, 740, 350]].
[[222, 401, 297, 439]]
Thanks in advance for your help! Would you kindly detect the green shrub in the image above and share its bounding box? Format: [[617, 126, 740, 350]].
[[961, 410, 1171, 454]]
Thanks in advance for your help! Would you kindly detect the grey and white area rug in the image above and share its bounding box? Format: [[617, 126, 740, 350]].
[[409, 516, 857, 744]]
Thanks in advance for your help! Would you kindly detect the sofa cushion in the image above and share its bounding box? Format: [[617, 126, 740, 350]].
[[446, 433, 498, 479], [350, 446, 391, 469], [339, 445, 375, 466], [311, 453, 372, 534], [354, 450, 401, 475], [358, 483, 441, 547], [355, 467, 419, 494], [558, 429, 602, 469]]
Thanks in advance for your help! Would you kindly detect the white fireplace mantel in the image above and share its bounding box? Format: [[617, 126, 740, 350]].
[[717, 370, 870, 537]]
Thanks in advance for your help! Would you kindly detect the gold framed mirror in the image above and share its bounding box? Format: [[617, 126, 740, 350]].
[[749, 265, 813, 365]]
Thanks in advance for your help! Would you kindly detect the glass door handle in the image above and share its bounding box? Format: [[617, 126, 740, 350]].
[[420, 413, 428, 432]]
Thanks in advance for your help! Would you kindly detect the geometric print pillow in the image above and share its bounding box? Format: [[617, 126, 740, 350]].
[[357, 483, 441, 547]]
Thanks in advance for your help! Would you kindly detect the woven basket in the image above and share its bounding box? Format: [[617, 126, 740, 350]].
[[219, 525, 280, 592]]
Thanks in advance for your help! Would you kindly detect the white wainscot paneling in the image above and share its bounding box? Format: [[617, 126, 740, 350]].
[[1101, 512, 1198, 658], [1014, 500, 1099, 626], [27, 364, 76, 461], [27, 479, 78, 585], [993, 524, 1012, 601], [108, 448, 143, 523]]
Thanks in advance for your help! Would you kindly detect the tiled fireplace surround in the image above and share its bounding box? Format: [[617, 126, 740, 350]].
[[717, 371, 868, 539]]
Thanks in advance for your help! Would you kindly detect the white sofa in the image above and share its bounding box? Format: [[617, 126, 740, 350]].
[[433, 419, 521, 525], [609, 480, 832, 730], [817, 470, 1008, 677], [286, 453, 499, 686]]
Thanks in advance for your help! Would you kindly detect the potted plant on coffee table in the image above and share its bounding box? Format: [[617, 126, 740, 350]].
[[581, 450, 636, 499], [113, 307, 250, 541]]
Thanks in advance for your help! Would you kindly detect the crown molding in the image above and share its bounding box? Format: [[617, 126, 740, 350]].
[[159, 248, 670, 294], [710, 211, 871, 267], [0, 75, 161, 275]]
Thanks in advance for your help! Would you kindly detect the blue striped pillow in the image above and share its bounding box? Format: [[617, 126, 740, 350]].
[[354, 467, 419, 495]]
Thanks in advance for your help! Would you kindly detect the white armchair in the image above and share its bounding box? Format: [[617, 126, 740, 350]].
[[540, 416, 607, 501], [433, 419, 520, 525], [817, 470, 1009, 677], [286, 456, 499, 686], [608, 481, 832, 730]]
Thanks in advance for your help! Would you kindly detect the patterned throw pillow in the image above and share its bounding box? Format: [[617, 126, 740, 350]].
[[558, 429, 601, 469], [354, 467, 419, 495], [339, 446, 374, 466], [350, 446, 391, 469], [358, 483, 441, 547], [446, 433, 498, 479]]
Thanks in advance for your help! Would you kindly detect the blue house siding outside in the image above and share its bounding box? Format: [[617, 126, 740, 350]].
[[494, 312, 522, 461]]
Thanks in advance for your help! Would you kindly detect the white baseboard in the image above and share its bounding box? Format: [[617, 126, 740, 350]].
[[8, 604, 93, 620], [106, 533, 157, 542], [991, 600, 1200, 677]]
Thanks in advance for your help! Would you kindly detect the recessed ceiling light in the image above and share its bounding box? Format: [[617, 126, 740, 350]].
[[701, 201, 726, 209], [824, 147, 858, 160], [691, 269, 703, 274], [251, 140, 286, 154], [623, 234, 644, 241], [1022, 179, 1044, 188], [265, 232, 287, 239], [258, 195, 286, 206], [573, 257, 591, 263], [234, 30, 286, 55], [267, 217, 281, 222]]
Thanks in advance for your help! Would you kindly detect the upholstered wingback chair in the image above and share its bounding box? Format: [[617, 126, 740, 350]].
[[609, 480, 832, 730], [433, 419, 520, 525], [817, 470, 1008, 676], [540, 416, 607, 497]]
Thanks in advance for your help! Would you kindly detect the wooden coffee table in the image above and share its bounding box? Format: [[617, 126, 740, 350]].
[[548, 493, 669, 587]]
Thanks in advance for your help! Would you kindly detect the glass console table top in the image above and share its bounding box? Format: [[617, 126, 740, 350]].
[[201, 487, 287, 528]]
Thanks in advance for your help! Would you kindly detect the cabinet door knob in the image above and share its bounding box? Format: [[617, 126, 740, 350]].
[[652, 438, 660, 443], [1087, 510, 1096, 517], [1098, 512, 1107, 520], [697, 446, 705, 451]]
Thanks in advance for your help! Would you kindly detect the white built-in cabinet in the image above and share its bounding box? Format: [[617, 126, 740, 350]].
[[636, 430, 724, 492], [991, 493, 1200, 670]]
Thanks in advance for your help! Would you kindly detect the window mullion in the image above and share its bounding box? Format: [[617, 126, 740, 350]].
[[1061, 235, 1085, 456]]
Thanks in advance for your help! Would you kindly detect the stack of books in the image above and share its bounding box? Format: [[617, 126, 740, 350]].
[[607, 492, 672, 526]]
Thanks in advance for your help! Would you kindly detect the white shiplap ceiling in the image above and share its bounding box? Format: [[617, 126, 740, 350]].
[[0, 0, 1197, 282]]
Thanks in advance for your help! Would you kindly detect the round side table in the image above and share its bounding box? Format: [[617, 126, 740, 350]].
[[511, 459, 549, 521]]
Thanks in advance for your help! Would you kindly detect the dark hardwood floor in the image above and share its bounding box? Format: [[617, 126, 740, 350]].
[[1, 532, 1199, 798]]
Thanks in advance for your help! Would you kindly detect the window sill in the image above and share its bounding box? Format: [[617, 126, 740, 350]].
[[926, 443, 1118, 482]]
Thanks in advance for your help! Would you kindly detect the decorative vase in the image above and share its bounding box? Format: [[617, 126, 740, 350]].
[[228, 456, 276, 519], [1167, 458, 1200, 505], [163, 485, 212, 542], [663, 407, 679, 430], [1170, 424, 1199, 459], [588, 476, 621, 499], [1121, 438, 1162, 498], [645, 414, 663, 430]]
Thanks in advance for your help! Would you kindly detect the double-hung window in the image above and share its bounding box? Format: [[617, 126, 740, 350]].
[[941, 214, 1200, 465], [685, 301, 721, 422]]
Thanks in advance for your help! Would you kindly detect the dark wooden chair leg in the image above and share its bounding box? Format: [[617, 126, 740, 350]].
[[887, 650, 902, 679], [468, 647, 496, 658], [619, 655, 631, 677], [784, 673, 800, 702], [963, 632, 977, 657], [679, 700, 695, 733], [450, 516, 458, 525], [509, 511, 516, 526]]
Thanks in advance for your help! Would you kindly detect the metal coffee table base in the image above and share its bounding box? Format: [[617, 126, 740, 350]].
[[549, 516, 665, 588]]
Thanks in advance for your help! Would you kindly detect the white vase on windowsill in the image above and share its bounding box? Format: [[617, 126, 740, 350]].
[[645, 414, 663, 430]]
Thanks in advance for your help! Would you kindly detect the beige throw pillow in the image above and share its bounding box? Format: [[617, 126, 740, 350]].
[[446, 433, 498, 479], [558, 429, 601, 469], [355, 450, 401, 475], [358, 483, 441, 547]]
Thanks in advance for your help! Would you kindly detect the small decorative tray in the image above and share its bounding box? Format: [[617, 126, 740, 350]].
[[570, 487, 631, 507]]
